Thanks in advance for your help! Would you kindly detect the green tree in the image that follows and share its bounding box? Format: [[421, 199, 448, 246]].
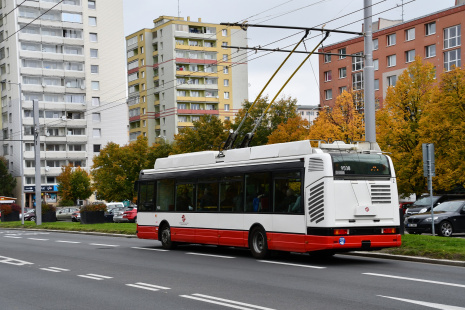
[[173, 114, 228, 154], [57, 164, 92, 204], [308, 91, 365, 142], [230, 96, 299, 147], [0, 156, 17, 196], [376, 57, 436, 197], [420, 67, 465, 192]]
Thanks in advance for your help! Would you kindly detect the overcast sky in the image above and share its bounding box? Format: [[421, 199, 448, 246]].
[[123, 0, 454, 106]]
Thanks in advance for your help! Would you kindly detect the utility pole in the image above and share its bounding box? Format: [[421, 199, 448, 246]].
[[33, 99, 42, 225], [364, 0, 376, 142]]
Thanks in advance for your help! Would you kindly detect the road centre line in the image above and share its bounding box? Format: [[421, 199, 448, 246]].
[[28, 238, 49, 241], [131, 247, 169, 252], [40, 268, 62, 272], [186, 252, 235, 259], [180, 293, 275, 310], [4, 236, 22, 239], [257, 260, 326, 269], [56, 240, 81, 244], [379, 295, 465, 310], [78, 274, 113, 280], [126, 282, 171, 291], [364, 273, 465, 288], [89, 243, 119, 247]]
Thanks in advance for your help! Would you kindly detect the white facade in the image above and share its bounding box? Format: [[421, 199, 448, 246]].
[[0, 0, 128, 207]]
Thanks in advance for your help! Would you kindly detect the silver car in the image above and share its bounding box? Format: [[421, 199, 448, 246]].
[[56, 207, 80, 220], [112, 207, 127, 223]]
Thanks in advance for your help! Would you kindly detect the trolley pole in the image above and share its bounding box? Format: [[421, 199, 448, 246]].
[[423, 143, 435, 236], [33, 99, 42, 225], [363, 0, 376, 142]]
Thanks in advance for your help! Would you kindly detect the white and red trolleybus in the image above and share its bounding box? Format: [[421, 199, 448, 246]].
[[136, 140, 401, 258]]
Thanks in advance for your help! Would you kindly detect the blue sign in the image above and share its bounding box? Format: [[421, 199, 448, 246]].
[[339, 237, 346, 245], [24, 185, 58, 192]]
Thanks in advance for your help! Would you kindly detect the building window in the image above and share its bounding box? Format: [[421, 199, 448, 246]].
[[92, 113, 101, 122], [387, 33, 396, 46], [405, 28, 415, 41], [352, 52, 363, 71], [93, 144, 101, 152], [374, 79, 379, 90], [222, 42, 227, 49], [324, 89, 332, 100], [374, 59, 379, 71], [425, 44, 436, 58], [92, 97, 100, 106], [324, 54, 331, 63], [223, 54, 228, 61], [91, 65, 99, 73], [223, 66, 229, 74], [93, 128, 101, 138], [373, 38, 378, 50], [338, 67, 346, 79], [224, 104, 230, 111], [338, 48, 346, 59], [224, 92, 230, 99], [90, 48, 98, 58], [387, 54, 396, 67], [222, 29, 227, 36], [405, 50, 415, 63], [91, 81, 100, 90], [140, 34, 144, 41], [88, 16, 97, 26], [88, 0, 96, 9], [387, 75, 397, 87], [444, 25, 461, 49], [339, 86, 347, 94], [444, 48, 461, 71], [324, 70, 332, 82], [352, 72, 363, 90], [425, 22, 436, 36], [224, 79, 229, 86], [89, 33, 98, 42]]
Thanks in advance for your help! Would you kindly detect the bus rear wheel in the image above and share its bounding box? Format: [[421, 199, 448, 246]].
[[249, 227, 269, 259], [160, 224, 176, 250]]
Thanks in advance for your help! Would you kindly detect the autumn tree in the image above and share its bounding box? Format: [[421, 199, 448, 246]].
[[376, 57, 436, 197], [172, 114, 228, 154], [308, 91, 365, 143], [267, 116, 309, 144], [420, 67, 465, 192], [229, 96, 299, 147], [57, 164, 92, 204], [0, 156, 17, 196]]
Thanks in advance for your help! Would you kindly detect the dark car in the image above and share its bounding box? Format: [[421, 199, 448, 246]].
[[23, 209, 37, 221], [405, 194, 465, 216], [405, 200, 465, 237]]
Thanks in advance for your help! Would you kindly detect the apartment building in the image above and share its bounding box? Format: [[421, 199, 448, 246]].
[[319, 2, 465, 108], [0, 0, 128, 207], [126, 16, 249, 144], [296, 105, 319, 126]]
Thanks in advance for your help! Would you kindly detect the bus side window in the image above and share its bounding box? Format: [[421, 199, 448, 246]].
[[220, 178, 243, 212], [176, 183, 195, 212], [138, 181, 155, 212], [197, 182, 219, 212], [273, 171, 302, 214], [157, 179, 175, 211], [245, 172, 271, 212]]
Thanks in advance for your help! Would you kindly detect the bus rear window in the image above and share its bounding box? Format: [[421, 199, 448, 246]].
[[331, 153, 390, 176]]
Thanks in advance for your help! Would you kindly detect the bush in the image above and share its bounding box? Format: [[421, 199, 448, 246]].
[[0, 204, 20, 216], [41, 203, 56, 214], [81, 203, 106, 212], [59, 200, 75, 207]]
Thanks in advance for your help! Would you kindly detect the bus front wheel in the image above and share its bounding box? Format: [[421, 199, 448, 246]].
[[249, 226, 269, 259], [160, 224, 176, 250]]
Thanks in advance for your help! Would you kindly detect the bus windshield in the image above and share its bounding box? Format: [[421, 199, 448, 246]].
[[331, 153, 390, 177]]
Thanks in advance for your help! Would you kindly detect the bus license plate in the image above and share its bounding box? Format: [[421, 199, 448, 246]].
[[408, 223, 417, 227]]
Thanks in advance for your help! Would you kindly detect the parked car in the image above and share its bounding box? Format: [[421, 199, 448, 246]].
[[71, 211, 80, 222], [23, 209, 37, 221], [399, 202, 414, 215], [113, 206, 135, 223], [405, 194, 465, 216], [405, 200, 465, 236], [56, 207, 80, 220], [106, 202, 124, 210], [19, 208, 34, 220], [122, 207, 137, 223]]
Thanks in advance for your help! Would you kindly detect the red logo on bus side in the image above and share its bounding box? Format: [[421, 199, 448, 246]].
[[365, 207, 370, 212], [182, 215, 186, 222]]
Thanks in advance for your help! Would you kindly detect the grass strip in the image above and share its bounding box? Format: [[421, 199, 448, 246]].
[[0, 221, 137, 235]]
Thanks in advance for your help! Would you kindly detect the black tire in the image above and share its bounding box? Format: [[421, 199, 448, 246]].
[[438, 221, 453, 237], [133, 216, 137, 223], [249, 226, 269, 259], [160, 224, 176, 250], [30, 216, 36, 222]]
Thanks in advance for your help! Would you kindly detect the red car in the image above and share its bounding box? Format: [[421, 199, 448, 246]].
[[122, 208, 137, 223]]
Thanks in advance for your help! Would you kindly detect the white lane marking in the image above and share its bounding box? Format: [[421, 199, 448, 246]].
[[364, 273, 465, 288], [40, 267, 70, 272], [28, 238, 49, 241], [257, 260, 326, 269], [77, 274, 113, 280], [180, 294, 275, 310], [131, 247, 169, 252], [126, 282, 171, 291], [186, 252, 235, 259], [0, 255, 34, 266], [89, 243, 119, 247], [379, 295, 465, 310], [56, 240, 81, 244], [4, 236, 22, 239]]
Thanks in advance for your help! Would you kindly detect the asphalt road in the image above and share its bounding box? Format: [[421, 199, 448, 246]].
[[1, 229, 464, 310]]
